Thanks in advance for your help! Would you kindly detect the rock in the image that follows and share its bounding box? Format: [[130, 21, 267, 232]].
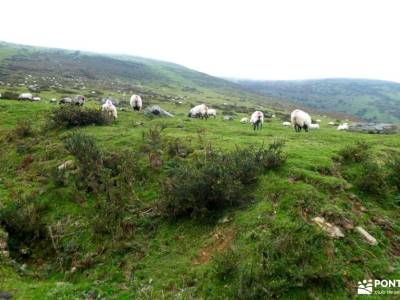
[[0, 228, 9, 258], [312, 216, 344, 238], [349, 123, 398, 134], [0, 291, 12, 300], [58, 160, 75, 171], [355, 226, 378, 245], [144, 105, 174, 117], [223, 116, 234, 121]]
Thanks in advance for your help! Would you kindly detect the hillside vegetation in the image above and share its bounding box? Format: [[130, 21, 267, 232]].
[[0, 42, 400, 299], [237, 78, 400, 123]]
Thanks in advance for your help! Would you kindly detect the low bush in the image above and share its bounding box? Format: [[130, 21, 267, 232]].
[[161, 141, 286, 218], [337, 141, 370, 163], [14, 120, 34, 138], [64, 131, 103, 192], [388, 153, 400, 191], [0, 194, 50, 260], [356, 160, 388, 197], [1, 91, 19, 100], [212, 222, 343, 299], [48, 106, 111, 128]]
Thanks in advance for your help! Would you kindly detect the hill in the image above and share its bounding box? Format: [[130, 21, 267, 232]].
[[1, 43, 400, 299], [236, 78, 400, 122], [0, 41, 286, 112]]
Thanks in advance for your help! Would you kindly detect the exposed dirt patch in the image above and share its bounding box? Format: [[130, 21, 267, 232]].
[[193, 227, 236, 265], [17, 155, 34, 170]]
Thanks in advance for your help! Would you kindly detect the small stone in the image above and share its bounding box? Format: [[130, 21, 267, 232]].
[[312, 216, 344, 238], [355, 226, 378, 246], [0, 291, 12, 300], [58, 160, 75, 171]]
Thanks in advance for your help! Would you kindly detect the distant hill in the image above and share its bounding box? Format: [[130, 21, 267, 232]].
[[0, 41, 285, 111], [236, 78, 400, 122]]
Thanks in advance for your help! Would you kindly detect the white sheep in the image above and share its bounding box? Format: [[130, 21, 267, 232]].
[[130, 94, 142, 111], [32, 96, 41, 101], [309, 123, 320, 129], [337, 123, 349, 131], [207, 108, 217, 118], [188, 104, 208, 119], [328, 121, 335, 126], [316, 119, 322, 123], [250, 111, 264, 130], [18, 93, 33, 101], [102, 99, 118, 119], [240, 117, 249, 124], [290, 109, 312, 132], [282, 121, 291, 126]]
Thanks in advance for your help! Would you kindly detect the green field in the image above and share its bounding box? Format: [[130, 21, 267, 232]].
[[0, 95, 400, 299]]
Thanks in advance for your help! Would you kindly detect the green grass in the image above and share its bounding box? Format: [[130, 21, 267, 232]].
[[0, 97, 400, 299]]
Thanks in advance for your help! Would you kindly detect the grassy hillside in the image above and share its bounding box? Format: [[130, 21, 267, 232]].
[[0, 42, 400, 299], [0, 41, 287, 111], [0, 97, 399, 299], [237, 78, 400, 123]]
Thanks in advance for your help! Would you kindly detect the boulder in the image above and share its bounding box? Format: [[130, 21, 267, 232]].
[[349, 123, 398, 134], [144, 105, 173, 117]]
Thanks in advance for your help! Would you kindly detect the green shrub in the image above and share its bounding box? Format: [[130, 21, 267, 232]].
[[356, 160, 388, 197], [48, 106, 112, 128], [161, 141, 286, 218], [0, 194, 50, 260], [1, 91, 19, 100], [337, 141, 370, 163], [64, 131, 103, 192], [213, 222, 343, 299], [388, 153, 400, 191], [14, 120, 34, 138]]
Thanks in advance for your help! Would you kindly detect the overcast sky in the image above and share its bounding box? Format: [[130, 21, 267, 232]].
[[1, 0, 400, 81]]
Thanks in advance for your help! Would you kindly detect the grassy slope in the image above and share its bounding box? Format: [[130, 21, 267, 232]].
[[0, 97, 399, 299], [236, 78, 400, 123]]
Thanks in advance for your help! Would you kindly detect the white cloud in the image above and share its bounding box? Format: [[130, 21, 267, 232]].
[[1, 0, 400, 81]]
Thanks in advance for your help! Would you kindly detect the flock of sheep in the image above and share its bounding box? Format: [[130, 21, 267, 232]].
[[17, 92, 350, 131]]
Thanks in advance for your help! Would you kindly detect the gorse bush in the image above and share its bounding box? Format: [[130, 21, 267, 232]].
[[0, 194, 50, 260], [212, 222, 343, 299], [337, 141, 370, 163], [161, 141, 286, 218], [63, 132, 141, 237], [356, 160, 388, 197], [14, 120, 34, 138], [64, 131, 103, 192], [48, 106, 112, 128]]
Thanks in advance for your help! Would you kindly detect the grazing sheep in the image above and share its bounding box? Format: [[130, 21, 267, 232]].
[[32, 96, 41, 101], [309, 123, 320, 129], [250, 111, 264, 130], [102, 99, 118, 119], [240, 117, 249, 124], [337, 123, 349, 131], [50, 98, 57, 103], [72, 95, 85, 106], [188, 104, 208, 119], [282, 121, 291, 126], [130, 94, 142, 111], [290, 109, 312, 132], [18, 93, 33, 101], [207, 108, 217, 118], [328, 121, 335, 126]]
